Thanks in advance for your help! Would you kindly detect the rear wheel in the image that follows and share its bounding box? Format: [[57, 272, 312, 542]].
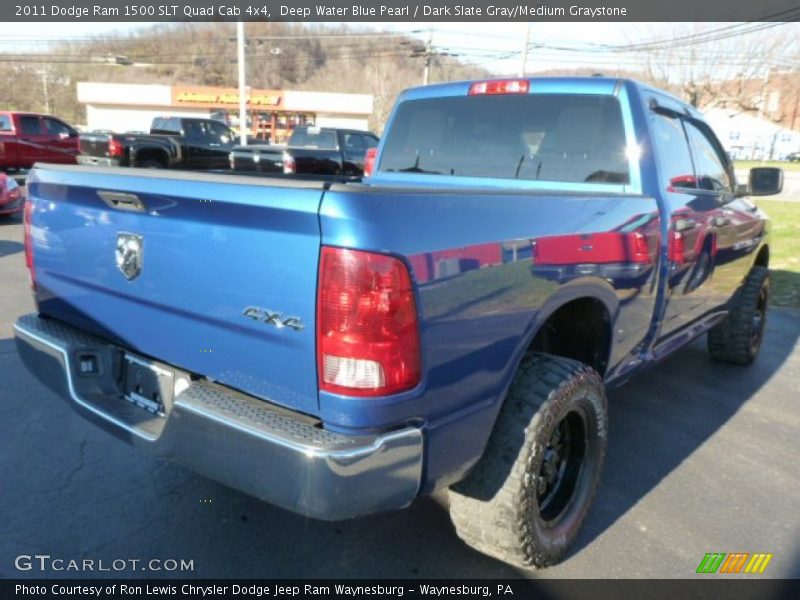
[[448, 353, 607, 568], [707, 265, 769, 365], [138, 159, 165, 169]]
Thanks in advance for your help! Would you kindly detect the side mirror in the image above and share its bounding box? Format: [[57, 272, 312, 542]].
[[748, 167, 783, 196]]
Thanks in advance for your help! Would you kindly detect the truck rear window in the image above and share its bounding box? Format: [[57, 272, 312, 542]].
[[289, 128, 337, 150], [380, 94, 630, 184]]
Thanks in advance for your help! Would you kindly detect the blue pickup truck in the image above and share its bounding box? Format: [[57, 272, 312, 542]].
[[15, 77, 782, 568]]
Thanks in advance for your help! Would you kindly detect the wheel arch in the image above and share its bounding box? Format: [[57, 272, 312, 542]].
[[524, 281, 618, 378], [131, 145, 170, 167]]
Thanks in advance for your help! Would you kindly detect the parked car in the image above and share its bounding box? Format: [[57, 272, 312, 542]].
[[0, 173, 24, 217], [77, 117, 238, 170], [15, 77, 781, 569], [0, 112, 79, 171], [785, 151, 800, 162], [229, 126, 379, 176]]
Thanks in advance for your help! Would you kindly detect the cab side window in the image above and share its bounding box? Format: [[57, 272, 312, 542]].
[[19, 116, 42, 136], [651, 112, 696, 190], [207, 121, 233, 143], [685, 121, 733, 193], [44, 118, 72, 137]]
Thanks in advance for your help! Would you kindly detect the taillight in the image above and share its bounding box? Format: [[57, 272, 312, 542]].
[[363, 147, 377, 177], [108, 138, 123, 158], [668, 231, 685, 265], [283, 151, 296, 174], [317, 246, 421, 397], [23, 197, 35, 290], [468, 79, 530, 95], [630, 232, 651, 264]]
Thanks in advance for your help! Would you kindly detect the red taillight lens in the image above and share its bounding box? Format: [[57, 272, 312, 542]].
[[668, 231, 685, 265], [108, 138, 123, 158], [8, 187, 20, 201], [283, 151, 296, 174], [630, 232, 651, 264], [23, 197, 35, 289], [317, 246, 421, 397], [468, 79, 530, 95], [363, 147, 377, 177]]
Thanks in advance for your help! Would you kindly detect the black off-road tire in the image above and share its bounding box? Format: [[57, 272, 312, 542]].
[[707, 265, 769, 366], [138, 159, 165, 169], [448, 353, 608, 568]]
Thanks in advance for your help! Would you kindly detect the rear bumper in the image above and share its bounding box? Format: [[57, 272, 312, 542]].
[[77, 155, 121, 167], [14, 313, 424, 520]]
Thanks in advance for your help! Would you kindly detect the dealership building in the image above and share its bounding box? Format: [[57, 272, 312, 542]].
[[76, 82, 374, 142]]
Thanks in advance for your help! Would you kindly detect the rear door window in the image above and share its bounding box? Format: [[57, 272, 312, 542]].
[[379, 94, 630, 184], [19, 116, 42, 136]]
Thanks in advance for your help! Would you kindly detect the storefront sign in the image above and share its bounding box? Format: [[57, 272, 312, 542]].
[[172, 86, 283, 109]]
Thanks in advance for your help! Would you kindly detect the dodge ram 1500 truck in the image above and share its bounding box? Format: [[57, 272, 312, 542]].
[[15, 77, 781, 568], [77, 117, 237, 170]]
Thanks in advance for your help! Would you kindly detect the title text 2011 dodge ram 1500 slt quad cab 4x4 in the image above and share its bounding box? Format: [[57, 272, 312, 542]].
[[15, 78, 782, 568]]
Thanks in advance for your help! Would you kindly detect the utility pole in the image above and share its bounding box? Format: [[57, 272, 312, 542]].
[[423, 26, 433, 85], [519, 23, 531, 77], [236, 21, 248, 146], [37, 66, 50, 114]]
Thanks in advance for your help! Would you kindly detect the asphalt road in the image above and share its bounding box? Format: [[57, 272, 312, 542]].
[[1, 213, 798, 580]]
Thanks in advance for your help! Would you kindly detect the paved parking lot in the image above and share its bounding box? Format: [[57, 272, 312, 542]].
[[1, 213, 798, 579]]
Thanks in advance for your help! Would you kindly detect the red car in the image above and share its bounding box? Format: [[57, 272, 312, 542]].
[[0, 111, 79, 171], [0, 173, 24, 217]]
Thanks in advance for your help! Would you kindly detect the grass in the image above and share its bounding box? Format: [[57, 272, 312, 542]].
[[735, 160, 800, 172], [757, 199, 800, 308]]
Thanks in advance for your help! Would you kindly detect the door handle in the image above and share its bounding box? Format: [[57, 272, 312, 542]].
[[674, 218, 697, 232]]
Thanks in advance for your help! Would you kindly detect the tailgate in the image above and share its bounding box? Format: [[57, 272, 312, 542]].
[[79, 133, 113, 158], [28, 165, 324, 416]]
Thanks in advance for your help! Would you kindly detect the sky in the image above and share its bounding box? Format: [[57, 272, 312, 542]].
[[0, 21, 674, 74], [0, 20, 796, 78]]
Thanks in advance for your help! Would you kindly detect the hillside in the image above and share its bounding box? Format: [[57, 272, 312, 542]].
[[0, 22, 489, 132]]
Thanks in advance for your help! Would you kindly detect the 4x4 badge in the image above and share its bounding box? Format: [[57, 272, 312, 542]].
[[116, 233, 143, 281], [243, 306, 304, 331]]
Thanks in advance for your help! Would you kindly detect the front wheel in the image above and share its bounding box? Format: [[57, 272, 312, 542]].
[[448, 353, 607, 568], [707, 265, 769, 365]]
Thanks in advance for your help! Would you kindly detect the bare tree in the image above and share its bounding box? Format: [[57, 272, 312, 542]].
[[634, 23, 800, 123]]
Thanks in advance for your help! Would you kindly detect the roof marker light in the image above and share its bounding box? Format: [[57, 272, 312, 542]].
[[468, 80, 530, 96]]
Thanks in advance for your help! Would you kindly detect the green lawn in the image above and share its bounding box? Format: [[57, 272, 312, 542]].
[[756, 200, 800, 308], [735, 160, 800, 172]]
